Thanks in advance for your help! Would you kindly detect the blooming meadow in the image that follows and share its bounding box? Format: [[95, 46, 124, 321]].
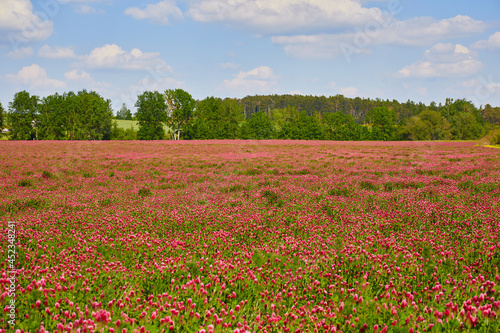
[[1, 140, 499, 333]]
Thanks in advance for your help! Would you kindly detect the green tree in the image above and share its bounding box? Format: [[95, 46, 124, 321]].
[[0, 101, 4, 131], [240, 111, 275, 139], [135, 91, 168, 140], [188, 97, 244, 139], [298, 111, 323, 140], [220, 98, 244, 139], [116, 103, 133, 120], [164, 89, 196, 140], [418, 110, 452, 140], [366, 106, 397, 141], [73, 90, 113, 140], [7, 91, 39, 140], [38, 93, 67, 140], [452, 112, 484, 140], [322, 111, 361, 140], [269, 106, 299, 132], [482, 104, 500, 126]]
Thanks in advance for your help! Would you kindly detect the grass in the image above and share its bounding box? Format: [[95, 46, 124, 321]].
[[115, 119, 171, 132]]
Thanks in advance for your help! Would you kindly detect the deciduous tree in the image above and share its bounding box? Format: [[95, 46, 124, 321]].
[[7, 91, 39, 140], [135, 91, 167, 140]]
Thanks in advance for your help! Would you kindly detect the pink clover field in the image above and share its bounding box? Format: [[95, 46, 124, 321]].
[[1, 140, 500, 333]]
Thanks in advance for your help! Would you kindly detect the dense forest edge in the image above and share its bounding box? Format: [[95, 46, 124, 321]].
[[1, 89, 500, 144]]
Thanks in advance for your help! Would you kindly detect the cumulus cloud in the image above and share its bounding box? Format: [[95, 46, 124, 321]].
[[330, 82, 359, 97], [125, 0, 183, 25], [64, 69, 111, 89], [75, 5, 105, 15], [0, 0, 54, 41], [472, 31, 500, 51], [64, 69, 92, 81], [188, 0, 384, 34], [272, 15, 486, 59], [77, 44, 170, 71], [6, 64, 65, 89], [38, 45, 76, 59], [397, 43, 482, 78], [223, 66, 277, 95], [5, 46, 33, 59], [339, 86, 359, 97]]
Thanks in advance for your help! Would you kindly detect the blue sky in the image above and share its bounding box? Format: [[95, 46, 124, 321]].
[[1, 0, 500, 113]]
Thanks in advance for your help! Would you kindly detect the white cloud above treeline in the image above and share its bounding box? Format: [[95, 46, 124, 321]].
[[6, 64, 65, 89], [397, 43, 482, 78], [76, 44, 171, 71], [223, 66, 278, 95]]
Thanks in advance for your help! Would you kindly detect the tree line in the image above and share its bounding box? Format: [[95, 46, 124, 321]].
[[1, 89, 500, 142]]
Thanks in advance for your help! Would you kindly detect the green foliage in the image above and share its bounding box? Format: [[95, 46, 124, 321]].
[[186, 97, 243, 139], [240, 111, 275, 139], [452, 112, 484, 140], [482, 104, 500, 126], [111, 121, 137, 140], [366, 106, 397, 141], [2, 90, 497, 142], [164, 88, 196, 140], [400, 110, 452, 140], [322, 111, 365, 140], [277, 110, 323, 140], [135, 91, 168, 140], [7, 91, 39, 140], [0, 101, 4, 131], [116, 103, 133, 120]]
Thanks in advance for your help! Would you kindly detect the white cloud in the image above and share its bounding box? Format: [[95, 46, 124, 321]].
[[125, 1, 183, 25], [38, 45, 76, 59], [0, 0, 53, 41], [330, 82, 358, 97], [75, 5, 105, 15], [397, 43, 482, 78], [64, 69, 92, 81], [272, 15, 486, 59], [5, 46, 33, 59], [223, 66, 277, 95], [472, 31, 500, 51], [64, 69, 111, 90], [6, 64, 65, 89], [220, 62, 238, 69], [339, 86, 358, 97], [77, 44, 171, 71], [188, 0, 384, 34]]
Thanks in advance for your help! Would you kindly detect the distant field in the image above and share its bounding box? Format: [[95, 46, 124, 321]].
[[115, 119, 171, 132], [114, 119, 139, 130]]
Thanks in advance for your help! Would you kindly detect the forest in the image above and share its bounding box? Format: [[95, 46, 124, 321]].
[[1, 89, 500, 143]]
